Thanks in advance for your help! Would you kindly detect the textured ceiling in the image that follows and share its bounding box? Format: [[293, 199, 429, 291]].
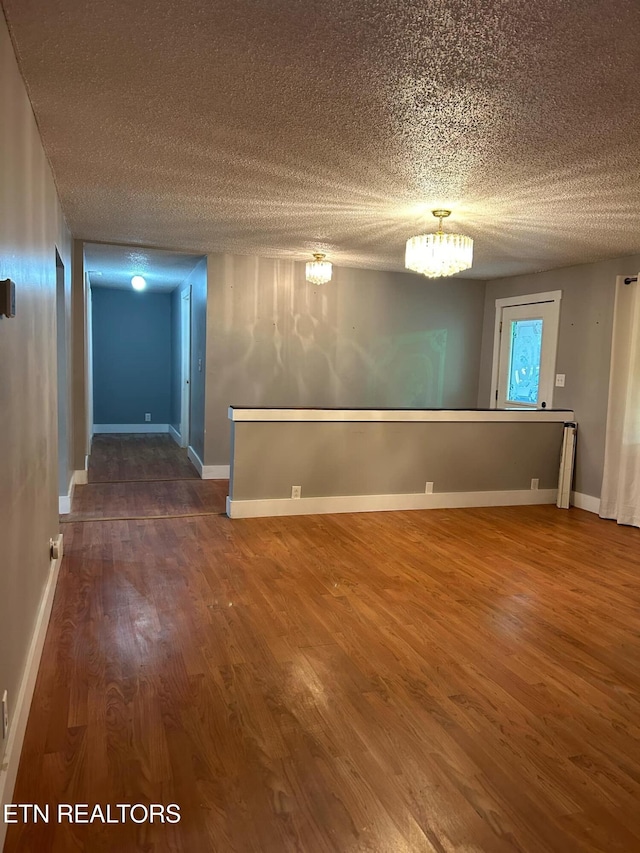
[[4, 0, 640, 279], [84, 243, 203, 291]]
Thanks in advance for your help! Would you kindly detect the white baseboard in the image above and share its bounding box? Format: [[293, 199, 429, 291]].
[[226, 488, 558, 519], [93, 424, 170, 434], [187, 445, 203, 476], [202, 465, 230, 480], [0, 534, 64, 850], [571, 491, 601, 514], [187, 446, 229, 480], [168, 424, 181, 446], [58, 472, 76, 515]]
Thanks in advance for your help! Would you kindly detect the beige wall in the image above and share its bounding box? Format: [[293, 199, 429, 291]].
[[204, 254, 486, 465], [478, 254, 640, 498], [0, 8, 72, 770]]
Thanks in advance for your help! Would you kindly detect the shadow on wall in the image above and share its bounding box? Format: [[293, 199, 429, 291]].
[[368, 330, 447, 407], [210, 258, 340, 407], [209, 256, 450, 411]]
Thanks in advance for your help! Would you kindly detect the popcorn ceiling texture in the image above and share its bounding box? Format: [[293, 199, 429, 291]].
[[3, 0, 640, 278], [84, 243, 204, 291]]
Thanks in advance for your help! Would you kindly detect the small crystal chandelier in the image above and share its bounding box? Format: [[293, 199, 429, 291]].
[[305, 252, 332, 285], [405, 210, 473, 278]]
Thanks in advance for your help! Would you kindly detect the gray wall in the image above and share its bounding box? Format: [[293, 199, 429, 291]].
[[231, 420, 565, 500], [204, 254, 486, 465], [478, 254, 640, 498], [0, 8, 71, 785], [91, 287, 172, 425], [187, 258, 208, 461]]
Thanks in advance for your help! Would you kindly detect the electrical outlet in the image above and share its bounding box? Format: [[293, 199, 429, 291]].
[[145, 413, 151, 422], [555, 373, 566, 387], [2, 690, 8, 740], [531, 478, 539, 490], [425, 482, 434, 494], [291, 485, 301, 499]]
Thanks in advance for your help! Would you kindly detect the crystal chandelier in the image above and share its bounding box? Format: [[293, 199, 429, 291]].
[[405, 210, 473, 278], [305, 252, 332, 285]]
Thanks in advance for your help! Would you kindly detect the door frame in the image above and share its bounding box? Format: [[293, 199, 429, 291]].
[[55, 249, 69, 506], [490, 290, 562, 409], [180, 287, 192, 448]]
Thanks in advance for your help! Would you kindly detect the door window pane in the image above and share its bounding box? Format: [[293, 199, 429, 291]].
[[507, 318, 543, 404]]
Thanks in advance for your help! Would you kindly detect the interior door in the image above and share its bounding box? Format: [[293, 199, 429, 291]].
[[496, 301, 559, 409]]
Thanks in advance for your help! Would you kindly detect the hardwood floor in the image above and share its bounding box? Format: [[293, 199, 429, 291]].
[[63, 479, 228, 522], [8, 486, 640, 850], [88, 434, 199, 482]]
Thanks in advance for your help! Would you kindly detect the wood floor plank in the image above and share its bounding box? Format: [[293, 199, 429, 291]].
[[6, 500, 640, 851]]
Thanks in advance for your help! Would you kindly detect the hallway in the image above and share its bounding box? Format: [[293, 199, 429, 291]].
[[4, 438, 640, 851], [65, 435, 227, 523], [88, 434, 201, 483]]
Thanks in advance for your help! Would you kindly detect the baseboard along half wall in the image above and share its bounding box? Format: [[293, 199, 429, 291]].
[[168, 424, 182, 446], [93, 424, 170, 434], [571, 491, 601, 514], [227, 488, 559, 519], [187, 446, 230, 480], [203, 465, 231, 479], [0, 534, 64, 851]]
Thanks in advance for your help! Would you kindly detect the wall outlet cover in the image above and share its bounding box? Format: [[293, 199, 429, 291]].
[[425, 482, 434, 494], [145, 413, 151, 422], [555, 373, 566, 387], [531, 478, 539, 490], [291, 486, 301, 499]]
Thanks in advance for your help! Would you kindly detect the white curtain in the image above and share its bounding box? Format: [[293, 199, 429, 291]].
[[600, 275, 640, 526]]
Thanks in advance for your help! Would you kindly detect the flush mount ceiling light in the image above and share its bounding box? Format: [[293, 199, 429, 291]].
[[131, 275, 146, 291], [305, 253, 332, 285], [405, 210, 473, 278]]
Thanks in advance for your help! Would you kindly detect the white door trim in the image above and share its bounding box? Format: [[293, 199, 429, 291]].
[[180, 287, 191, 449], [490, 290, 562, 409]]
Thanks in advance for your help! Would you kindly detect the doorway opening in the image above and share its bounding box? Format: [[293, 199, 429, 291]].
[[79, 243, 204, 487]]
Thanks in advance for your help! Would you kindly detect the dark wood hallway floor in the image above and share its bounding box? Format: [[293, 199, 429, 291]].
[[7, 444, 640, 851], [88, 434, 200, 483], [64, 434, 226, 523]]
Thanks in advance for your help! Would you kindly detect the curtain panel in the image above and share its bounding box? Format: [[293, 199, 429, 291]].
[[600, 275, 640, 527]]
